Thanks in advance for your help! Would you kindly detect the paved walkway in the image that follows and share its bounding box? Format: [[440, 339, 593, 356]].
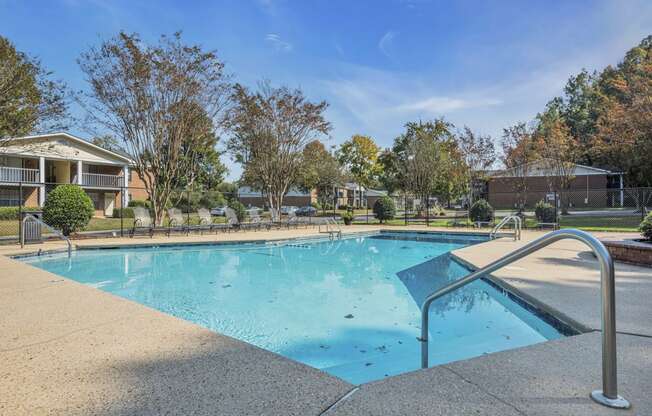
[[1, 226, 650, 415]]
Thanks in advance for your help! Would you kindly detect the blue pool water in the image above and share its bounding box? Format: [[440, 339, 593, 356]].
[[22, 232, 564, 384]]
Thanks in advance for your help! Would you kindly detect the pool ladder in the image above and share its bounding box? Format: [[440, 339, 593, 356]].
[[490, 215, 522, 240], [419, 229, 629, 409], [20, 213, 72, 258], [318, 217, 342, 240]]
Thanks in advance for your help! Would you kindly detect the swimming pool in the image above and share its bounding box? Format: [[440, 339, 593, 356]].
[[22, 231, 566, 384]]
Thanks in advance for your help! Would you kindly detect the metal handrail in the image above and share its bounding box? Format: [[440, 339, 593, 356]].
[[20, 214, 72, 257], [318, 216, 342, 239], [490, 215, 521, 240], [419, 229, 629, 409]]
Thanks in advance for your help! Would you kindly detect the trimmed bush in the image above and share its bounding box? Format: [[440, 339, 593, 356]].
[[373, 196, 396, 224], [229, 200, 247, 222], [469, 199, 494, 222], [112, 207, 135, 219], [535, 200, 557, 223], [341, 211, 354, 225], [43, 185, 94, 235], [640, 212, 652, 242]]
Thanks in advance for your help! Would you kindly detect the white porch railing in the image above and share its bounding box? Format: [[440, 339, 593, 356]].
[[0, 167, 39, 183], [82, 173, 124, 188]]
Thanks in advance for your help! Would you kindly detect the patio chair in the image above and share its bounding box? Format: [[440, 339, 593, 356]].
[[197, 208, 226, 234], [245, 210, 271, 231], [167, 208, 189, 236], [129, 206, 155, 238], [286, 210, 303, 229], [225, 207, 240, 232]]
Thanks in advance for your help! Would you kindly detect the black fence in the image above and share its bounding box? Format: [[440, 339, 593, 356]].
[[0, 183, 649, 244]]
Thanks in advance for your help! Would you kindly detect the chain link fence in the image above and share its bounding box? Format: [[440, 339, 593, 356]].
[[0, 183, 649, 244]]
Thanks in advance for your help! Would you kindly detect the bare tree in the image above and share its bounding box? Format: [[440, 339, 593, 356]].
[[77, 32, 231, 224], [225, 81, 331, 214]]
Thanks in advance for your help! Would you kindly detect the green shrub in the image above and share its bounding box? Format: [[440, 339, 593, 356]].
[[128, 199, 150, 208], [311, 201, 321, 210], [341, 211, 354, 225], [0, 206, 41, 220], [229, 200, 247, 222], [534, 200, 557, 223], [469, 199, 494, 222], [640, 212, 652, 241], [43, 185, 94, 235], [112, 207, 135, 219], [373, 196, 396, 224]]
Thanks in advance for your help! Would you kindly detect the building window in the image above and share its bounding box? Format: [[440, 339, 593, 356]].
[[0, 188, 21, 206]]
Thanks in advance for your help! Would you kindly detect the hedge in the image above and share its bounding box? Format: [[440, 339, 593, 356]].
[[535, 200, 557, 223], [112, 207, 135, 219], [0, 206, 42, 220]]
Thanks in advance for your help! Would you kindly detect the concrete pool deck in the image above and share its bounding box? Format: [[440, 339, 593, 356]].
[[1, 225, 651, 415]]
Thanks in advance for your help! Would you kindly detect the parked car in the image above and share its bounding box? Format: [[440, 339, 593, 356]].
[[280, 206, 299, 215], [296, 206, 317, 216], [210, 206, 227, 216], [245, 206, 262, 216]]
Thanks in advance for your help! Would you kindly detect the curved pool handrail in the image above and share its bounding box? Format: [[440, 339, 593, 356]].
[[419, 228, 629, 409], [21, 213, 72, 257]]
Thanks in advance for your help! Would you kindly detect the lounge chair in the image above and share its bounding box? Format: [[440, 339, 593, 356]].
[[225, 207, 240, 232], [245, 211, 271, 231], [197, 208, 226, 234], [286, 210, 302, 229], [130, 207, 156, 238], [167, 208, 189, 236]]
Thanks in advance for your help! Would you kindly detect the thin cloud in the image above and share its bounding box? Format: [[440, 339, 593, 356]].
[[378, 31, 397, 58], [397, 96, 502, 114], [265, 33, 293, 52]]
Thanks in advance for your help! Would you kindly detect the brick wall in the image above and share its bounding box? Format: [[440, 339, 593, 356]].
[[603, 241, 652, 266]]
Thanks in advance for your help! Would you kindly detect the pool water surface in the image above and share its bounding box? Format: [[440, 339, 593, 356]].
[[23, 232, 564, 384]]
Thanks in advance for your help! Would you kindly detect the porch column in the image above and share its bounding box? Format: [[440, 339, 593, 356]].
[[77, 160, 83, 185], [38, 156, 45, 207], [122, 165, 130, 207]]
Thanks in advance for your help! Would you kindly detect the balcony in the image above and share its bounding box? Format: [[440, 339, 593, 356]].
[[0, 166, 39, 183], [82, 173, 124, 188]]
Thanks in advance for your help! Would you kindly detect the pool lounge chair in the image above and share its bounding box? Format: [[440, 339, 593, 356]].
[[167, 208, 189, 236], [129, 207, 158, 238], [225, 207, 240, 232], [197, 208, 226, 234], [245, 211, 270, 231]]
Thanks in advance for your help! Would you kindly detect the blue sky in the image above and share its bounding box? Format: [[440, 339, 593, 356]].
[[1, 0, 651, 179]]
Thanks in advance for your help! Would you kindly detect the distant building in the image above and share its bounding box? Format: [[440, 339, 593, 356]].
[[237, 186, 316, 208], [0, 132, 147, 217], [484, 159, 624, 209]]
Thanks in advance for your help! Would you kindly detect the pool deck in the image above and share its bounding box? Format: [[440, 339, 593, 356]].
[[1, 225, 651, 415]]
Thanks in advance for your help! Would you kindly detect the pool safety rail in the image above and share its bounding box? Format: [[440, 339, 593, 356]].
[[490, 215, 522, 241], [419, 229, 630, 409], [20, 214, 72, 258], [318, 217, 342, 240]]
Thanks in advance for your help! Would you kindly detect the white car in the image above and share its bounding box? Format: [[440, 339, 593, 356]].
[[281, 206, 298, 214], [210, 206, 227, 216]]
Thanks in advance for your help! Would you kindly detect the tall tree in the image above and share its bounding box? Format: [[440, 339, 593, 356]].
[[456, 126, 496, 204], [336, 134, 380, 207], [501, 122, 539, 211], [298, 140, 342, 211], [225, 81, 331, 215], [91, 134, 124, 153], [78, 32, 231, 224], [0, 35, 68, 141], [389, 119, 465, 210], [591, 35, 652, 188], [534, 105, 580, 213]]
